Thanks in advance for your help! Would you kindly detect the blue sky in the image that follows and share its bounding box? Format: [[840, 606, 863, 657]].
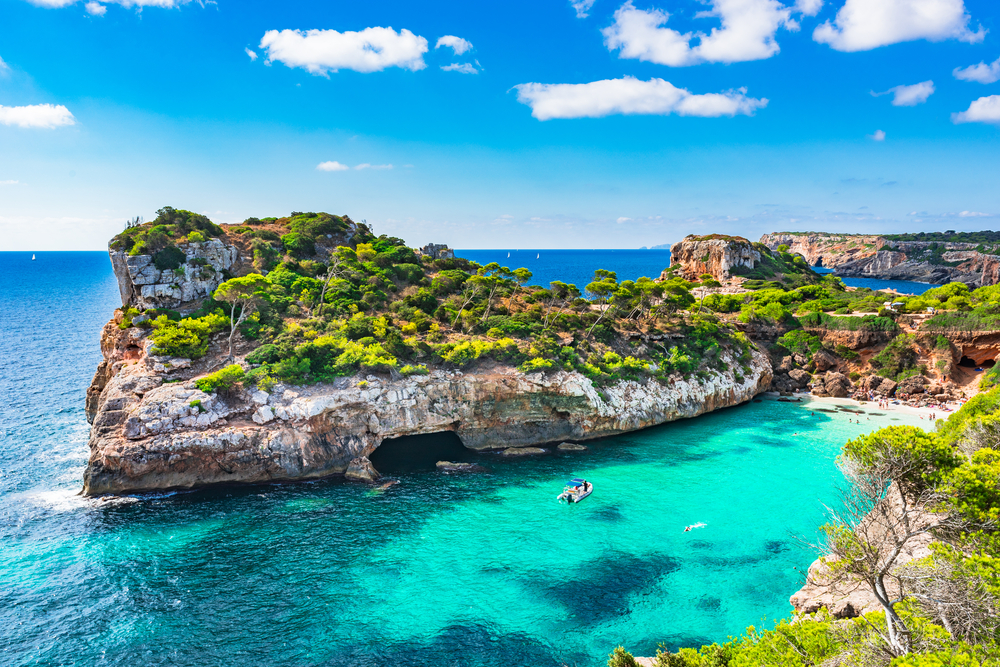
[[1, 0, 999, 250]]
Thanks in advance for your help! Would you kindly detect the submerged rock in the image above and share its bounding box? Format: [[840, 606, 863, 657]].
[[345, 456, 380, 483], [436, 461, 483, 472], [499, 447, 547, 457]]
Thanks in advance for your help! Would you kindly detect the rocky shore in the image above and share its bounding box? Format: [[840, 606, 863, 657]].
[[760, 232, 1000, 287], [83, 314, 772, 495]]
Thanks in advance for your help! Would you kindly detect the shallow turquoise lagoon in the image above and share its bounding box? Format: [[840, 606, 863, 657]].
[[0, 252, 927, 666]]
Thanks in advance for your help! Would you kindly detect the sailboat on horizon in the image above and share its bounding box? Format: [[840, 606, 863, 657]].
[[31, 254, 35, 261]]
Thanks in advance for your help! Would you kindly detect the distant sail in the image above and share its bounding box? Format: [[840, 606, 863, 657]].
[[31, 254, 36, 261], [536, 253, 540, 259], [507, 252, 510, 258]]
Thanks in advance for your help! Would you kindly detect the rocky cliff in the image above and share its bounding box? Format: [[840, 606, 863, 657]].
[[83, 314, 773, 495], [760, 233, 1000, 287], [110, 238, 239, 311], [667, 235, 762, 281]]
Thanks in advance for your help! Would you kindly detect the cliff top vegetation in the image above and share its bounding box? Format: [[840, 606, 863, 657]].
[[116, 209, 756, 391]]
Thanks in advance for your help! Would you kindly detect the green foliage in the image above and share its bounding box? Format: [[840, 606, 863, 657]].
[[843, 425, 961, 490], [150, 310, 228, 358], [153, 244, 186, 271], [777, 330, 822, 356], [111, 206, 223, 254], [439, 338, 521, 366], [399, 364, 429, 376], [937, 335, 952, 351], [281, 232, 315, 258], [870, 334, 921, 381], [798, 311, 900, 332], [607, 646, 639, 667], [187, 230, 206, 243], [194, 364, 245, 393], [518, 357, 555, 372], [835, 344, 859, 360]]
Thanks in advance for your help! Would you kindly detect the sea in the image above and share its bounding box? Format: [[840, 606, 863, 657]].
[[0, 251, 929, 667], [459, 249, 941, 295]]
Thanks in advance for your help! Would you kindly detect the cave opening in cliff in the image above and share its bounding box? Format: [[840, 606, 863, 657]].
[[369, 432, 476, 474], [814, 257, 824, 268], [959, 356, 995, 368]]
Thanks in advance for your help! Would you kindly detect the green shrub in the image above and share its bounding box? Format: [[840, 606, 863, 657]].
[[195, 364, 245, 394], [150, 310, 228, 358], [153, 245, 186, 271], [777, 330, 822, 356], [187, 230, 206, 243], [607, 646, 639, 667], [519, 357, 555, 372], [400, 364, 429, 376]]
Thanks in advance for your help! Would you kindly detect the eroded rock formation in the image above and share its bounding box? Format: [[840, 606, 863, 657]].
[[83, 326, 773, 495], [667, 235, 762, 281]]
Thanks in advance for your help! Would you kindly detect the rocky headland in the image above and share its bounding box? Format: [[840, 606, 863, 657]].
[[760, 232, 1000, 287], [83, 212, 774, 496]]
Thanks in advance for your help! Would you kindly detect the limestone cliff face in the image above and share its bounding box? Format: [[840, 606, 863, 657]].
[[110, 238, 239, 310], [667, 235, 761, 281], [758, 233, 883, 269], [82, 321, 772, 496], [759, 233, 1000, 287]]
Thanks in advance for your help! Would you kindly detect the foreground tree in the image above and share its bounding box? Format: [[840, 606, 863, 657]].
[[214, 274, 268, 359], [815, 426, 960, 658]]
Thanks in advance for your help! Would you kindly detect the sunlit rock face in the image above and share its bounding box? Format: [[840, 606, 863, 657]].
[[667, 235, 761, 282]]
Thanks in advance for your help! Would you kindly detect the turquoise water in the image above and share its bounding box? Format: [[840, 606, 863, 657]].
[[0, 252, 926, 666]]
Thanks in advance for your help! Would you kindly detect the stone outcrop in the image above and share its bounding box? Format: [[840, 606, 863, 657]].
[[667, 235, 762, 282], [811, 371, 852, 398], [760, 233, 1000, 287], [83, 330, 772, 495], [345, 456, 380, 482], [110, 238, 238, 310]]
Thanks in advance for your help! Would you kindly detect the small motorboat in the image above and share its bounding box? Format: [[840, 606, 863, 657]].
[[557, 478, 592, 503]]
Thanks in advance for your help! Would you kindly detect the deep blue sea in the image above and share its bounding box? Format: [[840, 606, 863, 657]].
[[460, 249, 940, 295], [0, 251, 926, 666]]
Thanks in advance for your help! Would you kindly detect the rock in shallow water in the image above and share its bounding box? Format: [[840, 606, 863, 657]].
[[436, 461, 484, 472], [557, 442, 587, 452], [345, 456, 380, 482], [499, 447, 547, 457]]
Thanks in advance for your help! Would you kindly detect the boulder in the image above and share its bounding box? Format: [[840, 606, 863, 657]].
[[824, 372, 852, 398], [557, 442, 588, 452], [788, 369, 811, 388], [813, 349, 838, 372], [499, 447, 547, 457], [345, 456, 380, 482], [793, 353, 810, 367], [777, 356, 795, 373], [898, 375, 929, 395]]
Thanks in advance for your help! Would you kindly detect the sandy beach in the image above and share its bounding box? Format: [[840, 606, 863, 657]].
[[764, 392, 958, 426]]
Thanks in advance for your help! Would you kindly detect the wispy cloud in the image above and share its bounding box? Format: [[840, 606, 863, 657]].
[[260, 27, 428, 75], [245, 47, 258, 61], [27, 0, 194, 9], [570, 0, 596, 19], [84, 1, 106, 15], [434, 35, 472, 55], [954, 57, 1000, 84], [441, 63, 478, 74], [316, 161, 349, 172], [354, 163, 393, 170], [872, 80, 934, 106], [869, 129, 886, 141], [514, 76, 767, 120], [0, 180, 19, 185]]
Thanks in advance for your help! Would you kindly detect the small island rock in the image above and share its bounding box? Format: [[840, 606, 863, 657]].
[[345, 456, 380, 482], [557, 442, 587, 452], [499, 447, 547, 457]]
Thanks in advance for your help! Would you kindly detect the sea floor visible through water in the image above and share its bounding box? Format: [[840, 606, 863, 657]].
[[0, 252, 929, 667]]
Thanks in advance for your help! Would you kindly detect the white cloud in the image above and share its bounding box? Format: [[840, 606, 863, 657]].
[[316, 161, 349, 172], [514, 76, 767, 120], [435, 35, 472, 55], [872, 80, 935, 106], [617, 216, 632, 223], [959, 210, 989, 217], [0, 104, 75, 129], [954, 57, 1000, 84], [952, 95, 1000, 125], [85, 1, 106, 14], [0, 56, 8, 71], [813, 0, 984, 52], [245, 47, 258, 61], [571, 0, 597, 18], [354, 163, 393, 170], [870, 129, 886, 141], [0, 180, 19, 185], [260, 27, 428, 75], [602, 0, 806, 67], [441, 63, 478, 74], [794, 0, 822, 15]]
